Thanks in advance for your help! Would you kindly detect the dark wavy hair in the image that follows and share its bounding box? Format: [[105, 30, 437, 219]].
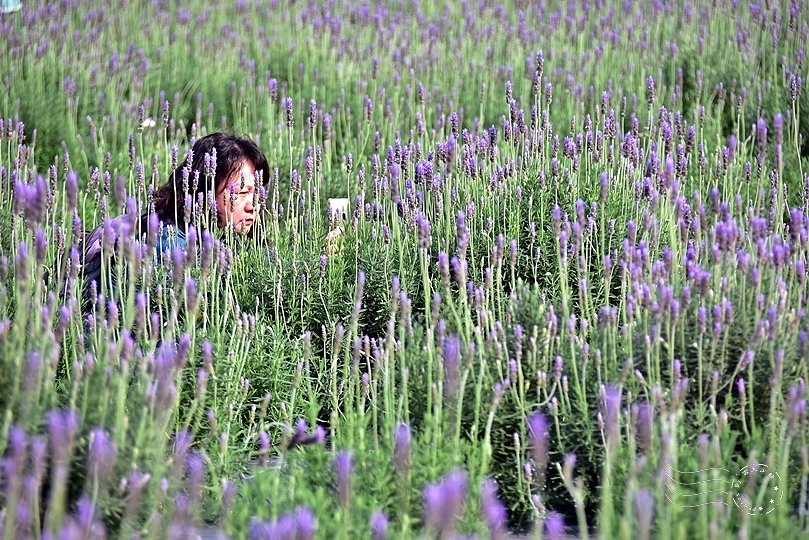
[[152, 132, 270, 227]]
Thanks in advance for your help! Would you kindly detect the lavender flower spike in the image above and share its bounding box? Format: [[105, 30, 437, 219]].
[[88, 428, 117, 485], [443, 335, 462, 400], [602, 384, 622, 451], [394, 422, 411, 474], [294, 506, 316, 540], [634, 488, 655, 540], [544, 511, 566, 540], [526, 411, 549, 472], [633, 401, 654, 453], [335, 450, 354, 507], [370, 510, 389, 540], [480, 478, 507, 540], [423, 469, 468, 537]]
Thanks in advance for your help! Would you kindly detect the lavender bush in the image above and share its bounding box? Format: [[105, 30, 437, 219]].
[[1, 0, 808, 539]]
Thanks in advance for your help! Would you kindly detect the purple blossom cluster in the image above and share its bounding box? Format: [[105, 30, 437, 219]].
[[423, 469, 469, 538], [248, 506, 315, 540], [0, 412, 225, 539], [1, 128, 264, 540]]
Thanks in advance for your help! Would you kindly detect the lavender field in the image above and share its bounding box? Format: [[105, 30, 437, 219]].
[[1, 0, 808, 538]]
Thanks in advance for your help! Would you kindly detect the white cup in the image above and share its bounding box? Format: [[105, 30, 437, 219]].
[[327, 198, 350, 222]]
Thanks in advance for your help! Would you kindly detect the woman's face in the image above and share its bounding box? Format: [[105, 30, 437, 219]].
[[216, 162, 259, 234]]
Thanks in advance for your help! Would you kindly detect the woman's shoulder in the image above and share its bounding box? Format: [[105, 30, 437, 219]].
[[84, 213, 190, 262], [156, 219, 188, 253], [82, 213, 132, 258]]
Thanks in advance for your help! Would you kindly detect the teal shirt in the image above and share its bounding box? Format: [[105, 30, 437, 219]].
[[81, 216, 188, 302], [156, 222, 187, 260]]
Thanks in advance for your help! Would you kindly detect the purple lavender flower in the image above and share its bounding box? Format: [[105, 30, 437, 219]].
[[635, 488, 655, 540], [415, 211, 432, 248], [602, 384, 622, 451], [786, 381, 807, 434], [24, 350, 42, 396], [88, 428, 117, 485], [335, 450, 354, 507], [312, 425, 326, 444], [33, 227, 48, 265], [321, 111, 333, 141], [15, 499, 32, 534], [370, 510, 389, 540], [790, 74, 802, 103], [65, 170, 79, 211], [14, 176, 48, 225], [423, 469, 468, 537], [29, 435, 47, 487], [443, 335, 462, 400], [248, 517, 273, 540], [544, 511, 566, 540], [756, 117, 768, 152], [258, 431, 270, 466], [3, 425, 26, 487], [46, 408, 80, 463], [185, 277, 198, 313], [186, 452, 205, 504], [258, 511, 298, 540], [14, 241, 29, 283], [73, 496, 107, 539], [269, 514, 298, 540], [560, 453, 577, 487], [480, 478, 507, 540], [285, 97, 294, 127], [221, 479, 236, 516], [58, 519, 85, 540], [394, 423, 411, 474], [737, 377, 746, 405], [295, 506, 315, 540], [526, 411, 549, 474], [253, 514, 297, 540], [438, 251, 450, 286], [119, 470, 149, 521], [632, 401, 654, 453], [308, 99, 318, 131], [646, 76, 656, 104]]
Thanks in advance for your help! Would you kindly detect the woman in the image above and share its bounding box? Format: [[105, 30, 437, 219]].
[[80, 132, 271, 304]]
